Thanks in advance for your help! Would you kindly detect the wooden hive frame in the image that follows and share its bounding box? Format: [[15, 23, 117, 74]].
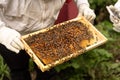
[[21, 16, 107, 72]]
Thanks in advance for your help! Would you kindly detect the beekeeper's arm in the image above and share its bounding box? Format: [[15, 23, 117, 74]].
[[0, 1, 24, 53], [109, 0, 120, 32], [75, 0, 96, 22]]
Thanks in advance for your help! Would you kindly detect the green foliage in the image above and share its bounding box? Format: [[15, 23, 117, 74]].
[[55, 48, 114, 80], [89, 0, 117, 9], [0, 55, 10, 80]]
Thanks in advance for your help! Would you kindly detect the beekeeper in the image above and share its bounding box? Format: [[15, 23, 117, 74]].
[[109, 0, 120, 32], [0, 0, 96, 80]]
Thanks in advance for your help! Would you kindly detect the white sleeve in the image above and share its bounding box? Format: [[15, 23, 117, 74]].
[[0, 19, 6, 28], [0, 0, 8, 29], [0, 20, 6, 31], [0, 0, 25, 17], [75, 0, 90, 7], [0, 0, 9, 10]]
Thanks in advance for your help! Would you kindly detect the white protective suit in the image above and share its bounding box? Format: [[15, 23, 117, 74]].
[[0, 0, 96, 53]]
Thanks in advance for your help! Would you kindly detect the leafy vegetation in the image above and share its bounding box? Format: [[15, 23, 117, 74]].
[[0, 56, 10, 80], [0, 0, 120, 80]]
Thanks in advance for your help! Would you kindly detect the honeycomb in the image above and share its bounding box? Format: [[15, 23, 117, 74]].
[[24, 21, 95, 65]]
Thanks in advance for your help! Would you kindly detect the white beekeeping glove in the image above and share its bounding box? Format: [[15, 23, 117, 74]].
[[0, 21, 24, 53], [107, 4, 120, 32], [113, 22, 120, 32], [114, 0, 120, 11], [114, 0, 120, 18], [78, 4, 96, 22]]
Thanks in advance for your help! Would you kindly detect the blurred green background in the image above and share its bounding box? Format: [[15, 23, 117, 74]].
[[0, 0, 120, 80]]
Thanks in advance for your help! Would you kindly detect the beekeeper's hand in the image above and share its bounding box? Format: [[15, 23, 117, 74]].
[[114, 0, 120, 18], [110, 15, 120, 32], [0, 22, 24, 53], [114, 0, 120, 11], [113, 22, 120, 32], [78, 4, 96, 22], [109, 0, 120, 33]]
